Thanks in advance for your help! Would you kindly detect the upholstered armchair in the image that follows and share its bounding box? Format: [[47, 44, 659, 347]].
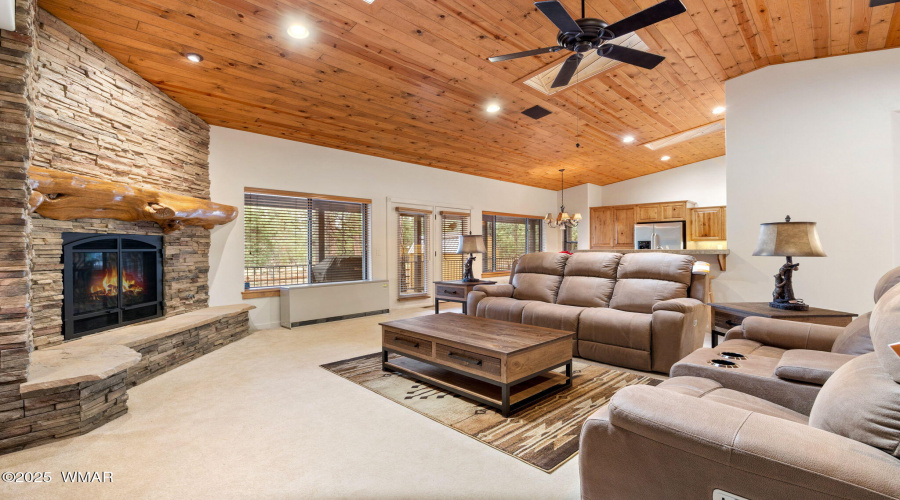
[[580, 284, 900, 500]]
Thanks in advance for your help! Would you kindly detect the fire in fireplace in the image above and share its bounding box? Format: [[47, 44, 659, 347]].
[[63, 233, 164, 340]]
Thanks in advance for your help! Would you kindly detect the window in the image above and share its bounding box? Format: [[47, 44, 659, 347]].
[[440, 211, 470, 280], [564, 225, 578, 252], [397, 207, 431, 297], [243, 188, 371, 288], [482, 212, 543, 274]]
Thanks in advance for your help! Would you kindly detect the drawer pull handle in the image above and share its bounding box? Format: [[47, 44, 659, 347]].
[[725, 320, 741, 327], [393, 337, 419, 349], [448, 352, 482, 366], [443, 290, 458, 295]]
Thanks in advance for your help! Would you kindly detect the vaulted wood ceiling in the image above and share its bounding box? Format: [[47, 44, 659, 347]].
[[40, 0, 900, 189]]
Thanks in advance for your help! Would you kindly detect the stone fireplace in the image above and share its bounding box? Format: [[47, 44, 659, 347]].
[[62, 233, 164, 340]]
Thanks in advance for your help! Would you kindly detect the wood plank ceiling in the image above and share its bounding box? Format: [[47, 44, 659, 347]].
[[40, 0, 900, 189]]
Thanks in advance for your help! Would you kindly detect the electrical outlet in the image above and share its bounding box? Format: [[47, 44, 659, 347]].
[[713, 490, 748, 500]]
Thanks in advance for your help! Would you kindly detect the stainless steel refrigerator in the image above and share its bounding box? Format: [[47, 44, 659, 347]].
[[634, 221, 685, 250]]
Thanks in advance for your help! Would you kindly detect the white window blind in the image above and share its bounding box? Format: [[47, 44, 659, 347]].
[[397, 207, 431, 297], [440, 211, 470, 281], [244, 189, 371, 288], [482, 213, 543, 273]]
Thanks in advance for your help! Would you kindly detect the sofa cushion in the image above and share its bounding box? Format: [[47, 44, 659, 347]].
[[521, 302, 584, 332], [715, 338, 788, 359], [809, 353, 900, 458], [578, 308, 652, 351], [514, 252, 569, 276], [830, 312, 874, 355], [608, 253, 692, 314], [609, 279, 689, 314], [476, 297, 536, 323], [556, 252, 621, 307], [512, 273, 563, 303]]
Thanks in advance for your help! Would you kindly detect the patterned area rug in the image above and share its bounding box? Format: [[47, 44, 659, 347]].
[[321, 353, 661, 472]]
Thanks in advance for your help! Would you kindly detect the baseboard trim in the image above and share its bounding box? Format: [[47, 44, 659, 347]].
[[289, 309, 390, 328]]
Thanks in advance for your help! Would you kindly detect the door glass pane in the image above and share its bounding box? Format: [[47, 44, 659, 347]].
[[73, 252, 118, 316], [122, 251, 158, 307]]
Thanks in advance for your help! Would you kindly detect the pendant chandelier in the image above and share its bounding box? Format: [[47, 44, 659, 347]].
[[545, 169, 582, 229]]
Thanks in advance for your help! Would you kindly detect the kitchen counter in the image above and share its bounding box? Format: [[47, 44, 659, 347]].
[[578, 248, 729, 270]]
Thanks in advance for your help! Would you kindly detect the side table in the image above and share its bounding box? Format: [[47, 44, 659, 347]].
[[709, 302, 857, 347], [433, 280, 496, 314]]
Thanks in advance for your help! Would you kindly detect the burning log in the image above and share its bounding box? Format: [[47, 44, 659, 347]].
[[27, 167, 237, 233]]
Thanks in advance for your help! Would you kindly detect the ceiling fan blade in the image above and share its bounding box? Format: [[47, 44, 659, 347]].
[[604, 0, 686, 37], [535, 1, 583, 34], [870, 0, 897, 6], [600, 45, 665, 70], [551, 53, 583, 88], [488, 46, 564, 62]]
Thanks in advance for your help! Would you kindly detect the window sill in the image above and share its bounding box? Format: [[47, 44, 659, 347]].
[[242, 288, 281, 299], [397, 294, 430, 301], [481, 271, 510, 278]]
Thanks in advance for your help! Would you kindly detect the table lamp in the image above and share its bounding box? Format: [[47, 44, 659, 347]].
[[457, 235, 486, 282], [752, 215, 826, 311]]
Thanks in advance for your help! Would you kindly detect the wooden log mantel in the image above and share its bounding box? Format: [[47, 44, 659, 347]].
[[27, 167, 238, 233]]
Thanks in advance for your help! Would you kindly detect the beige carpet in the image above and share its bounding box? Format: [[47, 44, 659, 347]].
[[322, 352, 661, 473]]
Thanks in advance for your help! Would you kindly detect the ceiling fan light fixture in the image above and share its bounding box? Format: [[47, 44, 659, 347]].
[[185, 53, 203, 63], [712, 106, 726, 115], [287, 24, 310, 39], [623, 135, 635, 144], [661, 155, 670, 161], [485, 103, 501, 113]]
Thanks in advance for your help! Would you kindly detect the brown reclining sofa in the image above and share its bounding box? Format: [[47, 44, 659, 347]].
[[466, 251, 709, 373]]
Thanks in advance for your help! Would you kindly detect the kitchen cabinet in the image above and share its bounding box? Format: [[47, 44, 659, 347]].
[[634, 204, 660, 223], [690, 206, 726, 240], [660, 202, 687, 221], [590, 205, 634, 249]]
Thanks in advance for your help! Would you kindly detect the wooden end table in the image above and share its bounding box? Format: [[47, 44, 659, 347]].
[[380, 313, 573, 417], [709, 302, 858, 347], [433, 279, 496, 314]]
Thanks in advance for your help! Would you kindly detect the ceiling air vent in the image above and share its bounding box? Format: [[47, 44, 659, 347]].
[[522, 105, 552, 120]]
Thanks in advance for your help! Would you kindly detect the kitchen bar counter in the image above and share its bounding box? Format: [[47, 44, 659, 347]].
[[578, 248, 729, 270]]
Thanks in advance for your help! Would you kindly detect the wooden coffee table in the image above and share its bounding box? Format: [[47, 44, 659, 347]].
[[379, 313, 574, 417]]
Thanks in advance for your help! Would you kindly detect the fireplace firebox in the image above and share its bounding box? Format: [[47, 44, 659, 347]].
[[63, 233, 164, 340]]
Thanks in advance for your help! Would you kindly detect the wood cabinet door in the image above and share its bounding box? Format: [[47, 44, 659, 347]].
[[660, 202, 686, 220], [635, 204, 660, 222], [614, 207, 635, 247], [690, 207, 726, 240], [590, 207, 614, 248]]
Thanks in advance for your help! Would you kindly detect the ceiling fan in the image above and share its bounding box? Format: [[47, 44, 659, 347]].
[[489, 0, 686, 88]]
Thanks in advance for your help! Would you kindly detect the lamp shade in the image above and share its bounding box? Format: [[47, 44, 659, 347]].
[[752, 220, 826, 257], [457, 235, 486, 254]]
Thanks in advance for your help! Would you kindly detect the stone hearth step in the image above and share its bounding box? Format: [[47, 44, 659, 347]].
[[22, 345, 141, 396]]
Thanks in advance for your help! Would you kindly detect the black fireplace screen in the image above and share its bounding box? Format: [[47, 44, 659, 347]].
[[63, 233, 163, 340]]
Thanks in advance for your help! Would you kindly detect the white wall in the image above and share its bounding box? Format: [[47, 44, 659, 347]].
[[207, 126, 560, 329], [600, 156, 727, 207], [718, 48, 900, 314], [895, 112, 900, 265]]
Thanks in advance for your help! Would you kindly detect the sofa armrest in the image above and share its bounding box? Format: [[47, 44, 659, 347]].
[[473, 284, 514, 297], [578, 385, 900, 500], [774, 349, 856, 385], [738, 316, 845, 351], [650, 298, 707, 373], [723, 325, 744, 341], [466, 291, 485, 317]]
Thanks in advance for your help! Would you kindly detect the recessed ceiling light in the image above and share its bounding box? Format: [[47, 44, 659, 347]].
[[661, 155, 670, 161], [287, 24, 310, 39], [712, 106, 726, 115], [485, 103, 501, 113], [362, 0, 375, 3], [622, 135, 635, 144], [185, 53, 203, 63]]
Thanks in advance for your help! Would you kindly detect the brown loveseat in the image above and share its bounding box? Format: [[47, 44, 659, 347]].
[[466, 252, 708, 373], [670, 265, 900, 414], [578, 279, 900, 499]]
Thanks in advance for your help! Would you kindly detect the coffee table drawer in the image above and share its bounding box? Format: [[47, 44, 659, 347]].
[[384, 330, 432, 357], [436, 344, 500, 377]]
